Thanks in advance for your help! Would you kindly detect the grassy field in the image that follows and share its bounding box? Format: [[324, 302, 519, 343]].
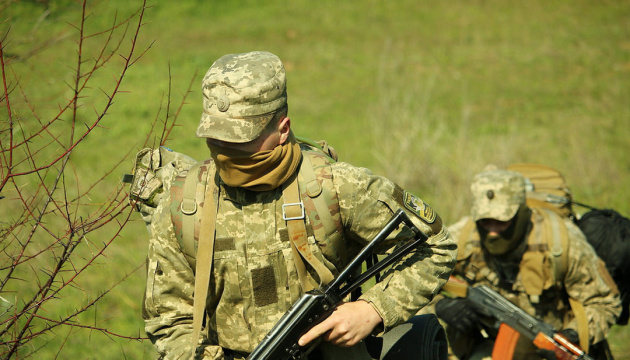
[[2, 0, 629, 358]]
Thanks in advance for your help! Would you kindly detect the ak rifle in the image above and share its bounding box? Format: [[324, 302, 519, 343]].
[[444, 280, 594, 360], [247, 209, 428, 360]]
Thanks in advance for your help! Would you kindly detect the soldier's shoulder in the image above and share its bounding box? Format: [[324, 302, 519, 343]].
[[446, 216, 478, 258], [447, 216, 474, 233], [319, 160, 372, 189]]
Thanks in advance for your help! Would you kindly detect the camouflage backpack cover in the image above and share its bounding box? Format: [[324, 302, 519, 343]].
[[508, 163, 628, 327], [506, 163, 575, 220], [124, 146, 197, 231]]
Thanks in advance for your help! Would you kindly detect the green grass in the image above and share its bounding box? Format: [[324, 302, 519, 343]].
[[2, 0, 629, 358]]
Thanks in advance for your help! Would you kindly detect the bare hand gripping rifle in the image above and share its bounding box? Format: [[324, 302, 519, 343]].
[[247, 209, 429, 360], [443, 279, 594, 360]]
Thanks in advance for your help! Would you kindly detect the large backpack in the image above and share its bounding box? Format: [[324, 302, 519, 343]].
[[507, 163, 629, 326], [506, 163, 575, 220], [577, 209, 630, 325]]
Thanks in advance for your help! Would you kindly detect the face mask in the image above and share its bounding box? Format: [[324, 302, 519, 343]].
[[479, 205, 532, 255], [208, 131, 302, 191]]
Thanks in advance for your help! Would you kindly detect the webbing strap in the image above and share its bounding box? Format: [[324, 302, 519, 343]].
[[180, 163, 201, 259], [456, 218, 477, 261], [568, 297, 590, 352], [190, 175, 218, 357], [282, 173, 334, 291], [537, 209, 588, 350], [300, 154, 338, 238], [538, 209, 568, 285]]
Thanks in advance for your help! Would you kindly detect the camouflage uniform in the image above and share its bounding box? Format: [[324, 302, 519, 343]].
[[142, 51, 457, 360], [439, 170, 621, 360]]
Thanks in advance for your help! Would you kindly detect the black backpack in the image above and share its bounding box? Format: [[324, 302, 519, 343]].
[[577, 208, 630, 325]]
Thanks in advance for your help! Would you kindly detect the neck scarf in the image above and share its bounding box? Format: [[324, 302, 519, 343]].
[[208, 132, 302, 191]]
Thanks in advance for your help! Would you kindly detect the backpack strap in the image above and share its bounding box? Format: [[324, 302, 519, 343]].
[[299, 152, 343, 252], [171, 159, 214, 269], [568, 297, 589, 352], [180, 162, 202, 262], [531, 209, 589, 351], [190, 166, 219, 358], [539, 208, 568, 285], [521, 209, 569, 302], [282, 167, 334, 291]]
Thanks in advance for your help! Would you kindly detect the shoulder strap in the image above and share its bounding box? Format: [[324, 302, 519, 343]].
[[537, 208, 569, 285], [169, 160, 219, 355], [282, 168, 335, 291], [171, 160, 214, 269], [299, 152, 343, 246], [532, 209, 588, 350], [521, 209, 568, 301], [180, 162, 202, 261], [457, 218, 477, 261], [190, 167, 219, 357]]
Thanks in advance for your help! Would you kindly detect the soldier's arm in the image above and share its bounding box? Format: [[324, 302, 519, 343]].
[[333, 163, 457, 332], [143, 190, 222, 359], [563, 221, 622, 345]]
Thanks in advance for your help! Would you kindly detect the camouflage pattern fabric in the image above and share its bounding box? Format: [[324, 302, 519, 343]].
[[196, 51, 287, 142], [142, 149, 457, 360], [470, 170, 526, 222], [441, 210, 621, 359], [128, 146, 197, 229]]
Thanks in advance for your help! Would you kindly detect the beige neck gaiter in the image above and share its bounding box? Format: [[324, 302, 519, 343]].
[[208, 132, 302, 191]]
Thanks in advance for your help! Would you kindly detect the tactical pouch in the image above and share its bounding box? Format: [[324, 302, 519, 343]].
[[124, 146, 198, 226]]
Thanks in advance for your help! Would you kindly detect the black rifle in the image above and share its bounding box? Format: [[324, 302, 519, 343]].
[[444, 280, 594, 360], [246, 209, 428, 360]]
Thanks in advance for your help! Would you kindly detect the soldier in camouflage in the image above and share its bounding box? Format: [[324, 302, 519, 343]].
[[142, 51, 457, 359], [433, 169, 621, 360]]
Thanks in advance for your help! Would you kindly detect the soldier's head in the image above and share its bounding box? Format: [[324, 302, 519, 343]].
[[470, 169, 531, 255], [196, 51, 289, 151]]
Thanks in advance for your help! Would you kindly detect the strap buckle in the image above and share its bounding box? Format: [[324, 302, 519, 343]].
[[283, 202, 305, 221], [181, 199, 197, 215]]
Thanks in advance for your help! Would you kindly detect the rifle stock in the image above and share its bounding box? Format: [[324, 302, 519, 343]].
[[246, 209, 428, 360], [442, 279, 593, 360]]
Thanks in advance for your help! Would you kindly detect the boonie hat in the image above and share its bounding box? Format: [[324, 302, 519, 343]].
[[196, 51, 287, 142], [470, 169, 526, 222]]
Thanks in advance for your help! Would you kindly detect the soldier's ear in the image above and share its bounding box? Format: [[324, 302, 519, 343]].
[[278, 116, 291, 145]]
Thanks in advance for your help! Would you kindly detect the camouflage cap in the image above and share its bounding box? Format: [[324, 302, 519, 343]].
[[470, 169, 526, 222], [196, 51, 287, 142]]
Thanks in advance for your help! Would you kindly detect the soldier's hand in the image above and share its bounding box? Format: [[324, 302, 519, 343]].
[[435, 297, 479, 334], [557, 328, 579, 345], [298, 300, 382, 348], [536, 348, 558, 360]]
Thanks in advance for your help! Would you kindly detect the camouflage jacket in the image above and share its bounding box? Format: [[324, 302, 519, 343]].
[[448, 210, 621, 348], [142, 148, 457, 360]]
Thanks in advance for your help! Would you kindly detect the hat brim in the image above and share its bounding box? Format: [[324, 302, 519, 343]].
[[471, 202, 520, 222], [196, 112, 274, 143]]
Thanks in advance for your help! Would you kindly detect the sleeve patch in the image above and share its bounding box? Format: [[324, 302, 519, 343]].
[[403, 191, 436, 224]]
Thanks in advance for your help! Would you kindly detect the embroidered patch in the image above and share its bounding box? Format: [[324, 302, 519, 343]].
[[403, 191, 436, 224]]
